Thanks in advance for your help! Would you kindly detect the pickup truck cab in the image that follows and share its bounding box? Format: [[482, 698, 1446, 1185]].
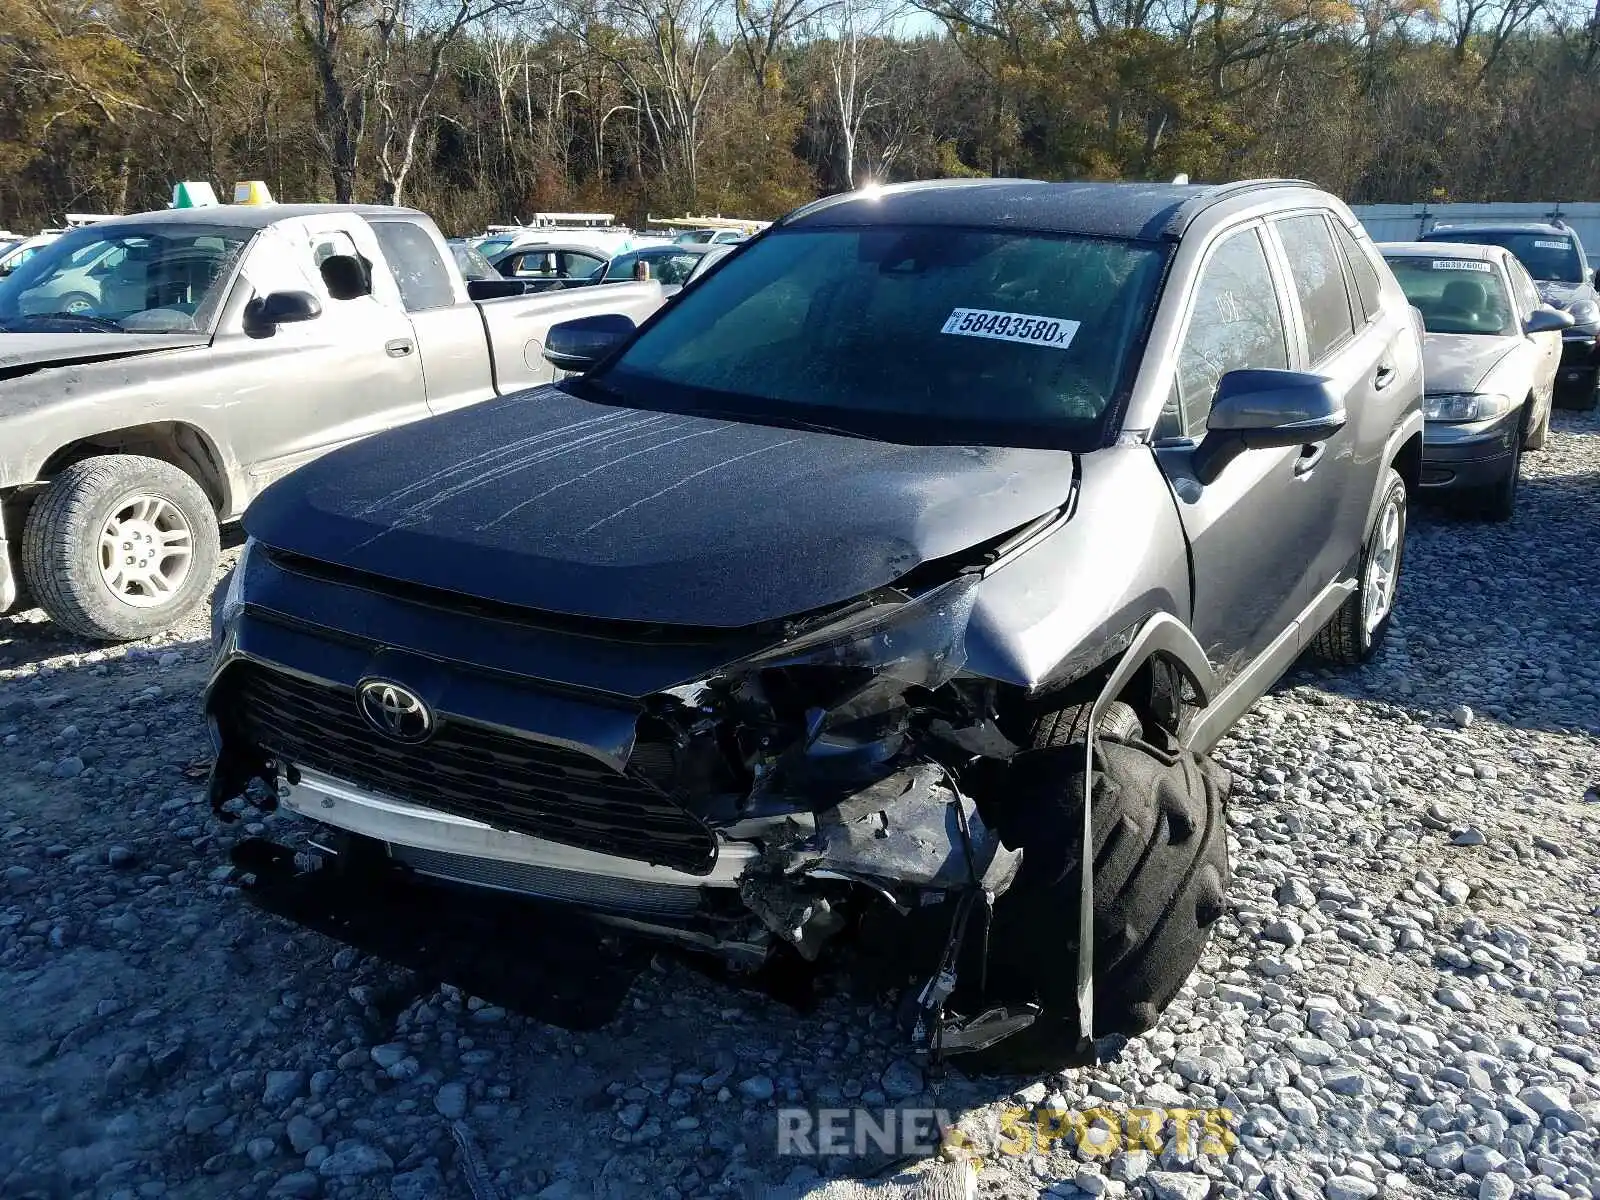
[[0, 204, 665, 640]]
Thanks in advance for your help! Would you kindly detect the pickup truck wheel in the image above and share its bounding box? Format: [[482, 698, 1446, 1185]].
[[1312, 468, 1406, 666], [20, 455, 220, 641], [968, 731, 1231, 1074]]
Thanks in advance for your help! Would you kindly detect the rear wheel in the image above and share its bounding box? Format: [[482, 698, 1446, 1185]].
[[1313, 468, 1406, 666], [1555, 364, 1599, 411], [967, 721, 1231, 1074]]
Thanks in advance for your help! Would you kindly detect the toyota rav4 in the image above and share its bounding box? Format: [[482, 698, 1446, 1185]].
[[206, 179, 1424, 1070]]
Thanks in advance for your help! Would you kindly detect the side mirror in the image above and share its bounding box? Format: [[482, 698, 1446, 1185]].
[[319, 253, 372, 301], [1525, 306, 1575, 335], [0, 261, 14, 278], [543, 313, 637, 373], [1192, 369, 1347, 486], [245, 290, 322, 330]]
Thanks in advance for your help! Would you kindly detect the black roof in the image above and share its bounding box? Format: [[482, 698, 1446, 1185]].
[[780, 178, 1316, 241]]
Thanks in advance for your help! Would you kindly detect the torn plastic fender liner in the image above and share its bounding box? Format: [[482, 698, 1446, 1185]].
[[805, 762, 1019, 895], [743, 761, 1021, 958], [1077, 611, 1214, 1042]]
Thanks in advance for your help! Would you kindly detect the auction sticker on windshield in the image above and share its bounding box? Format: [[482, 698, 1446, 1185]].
[[1430, 260, 1492, 273], [942, 308, 1080, 349], [1534, 240, 1570, 250]]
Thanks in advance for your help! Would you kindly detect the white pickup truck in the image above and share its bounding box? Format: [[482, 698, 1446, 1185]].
[[0, 203, 666, 640]]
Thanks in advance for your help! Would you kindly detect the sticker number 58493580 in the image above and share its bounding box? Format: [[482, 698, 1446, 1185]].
[[941, 307, 1081, 350]]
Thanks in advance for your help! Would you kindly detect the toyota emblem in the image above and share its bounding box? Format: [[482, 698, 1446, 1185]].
[[356, 679, 434, 743]]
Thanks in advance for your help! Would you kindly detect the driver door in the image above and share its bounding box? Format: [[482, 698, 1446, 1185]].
[[208, 216, 428, 504], [1153, 222, 1331, 679]]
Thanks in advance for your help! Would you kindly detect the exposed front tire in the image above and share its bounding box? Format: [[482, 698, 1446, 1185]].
[[20, 454, 220, 641], [1313, 467, 1406, 666], [1524, 397, 1550, 450], [968, 730, 1231, 1074], [1476, 433, 1522, 523]]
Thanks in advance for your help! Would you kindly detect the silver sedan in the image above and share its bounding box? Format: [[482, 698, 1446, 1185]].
[[1380, 240, 1572, 519]]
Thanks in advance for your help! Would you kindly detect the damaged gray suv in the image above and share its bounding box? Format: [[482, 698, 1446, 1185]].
[[207, 179, 1424, 1070]]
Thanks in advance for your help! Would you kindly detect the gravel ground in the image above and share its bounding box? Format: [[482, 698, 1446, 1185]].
[[2, 409, 1598, 1200]]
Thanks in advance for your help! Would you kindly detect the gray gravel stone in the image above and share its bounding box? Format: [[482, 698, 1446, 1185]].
[[317, 1142, 393, 1179]]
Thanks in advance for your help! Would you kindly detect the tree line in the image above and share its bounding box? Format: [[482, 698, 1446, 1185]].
[[4, 0, 1600, 236]]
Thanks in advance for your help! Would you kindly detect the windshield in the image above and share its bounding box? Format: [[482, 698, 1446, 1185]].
[[674, 231, 715, 245], [604, 248, 704, 284], [1425, 230, 1584, 283], [587, 225, 1167, 449], [0, 222, 251, 333], [475, 234, 517, 259], [1385, 256, 1518, 336]]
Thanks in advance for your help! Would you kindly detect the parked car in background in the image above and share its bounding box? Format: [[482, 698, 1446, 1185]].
[[672, 228, 746, 246], [681, 242, 736, 287], [206, 178, 1422, 1072], [0, 231, 63, 278], [1418, 221, 1598, 409], [489, 244, 609, 292], [1380, 242, 1571, 520], [601, 244, 709, 289], [0, 204, 667, 640]]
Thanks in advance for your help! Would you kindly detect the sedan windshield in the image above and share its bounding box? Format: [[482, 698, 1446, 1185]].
[[1385, 256, 1517, 336], [0, 222, 252, 333], [1426, 231, 1584, 283], [588, 225, 1167, 449]]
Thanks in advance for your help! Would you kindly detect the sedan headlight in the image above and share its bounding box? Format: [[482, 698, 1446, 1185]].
[[1423, 392, 1513, 423]]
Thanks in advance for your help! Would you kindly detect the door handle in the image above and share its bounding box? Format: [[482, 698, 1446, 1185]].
[[386, 338, 414, 358], [1373, 363, 1397, 391], [1293, 443, 1326, 477]]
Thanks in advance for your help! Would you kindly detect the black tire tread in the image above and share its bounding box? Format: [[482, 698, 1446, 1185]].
[[19, 454, 220, 641], [971, 733, 1232, 1073]]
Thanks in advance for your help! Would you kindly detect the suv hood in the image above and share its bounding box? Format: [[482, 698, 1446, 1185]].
[[1422, 333, 1518, 395], [1535, 280, 1592, 310], [0, 331, 210, 378], [245, 387, 1077, 628]]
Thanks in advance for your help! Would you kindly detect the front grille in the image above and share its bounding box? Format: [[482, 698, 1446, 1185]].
[[221, 663, 716, 874], [389, 845, 702, 916]]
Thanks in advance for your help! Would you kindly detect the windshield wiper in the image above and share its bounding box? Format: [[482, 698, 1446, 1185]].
[[14, 311, 126, 332]]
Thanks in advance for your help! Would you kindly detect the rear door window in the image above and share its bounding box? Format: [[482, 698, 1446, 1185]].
[[369, 221, 456, 312], [1275, 214, 1357, 364], [1331, 220, 1384, 323]]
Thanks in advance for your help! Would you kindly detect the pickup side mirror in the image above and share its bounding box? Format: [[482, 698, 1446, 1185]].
[[543, 313, 637, 373], [1192, 369, 1347, 486], [245, 290, 323, 330], [319, 253, 372, 301], [1525, 306, 1574, 335]]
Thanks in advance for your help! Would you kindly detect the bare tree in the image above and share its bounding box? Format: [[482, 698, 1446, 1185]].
[[811, 0, 905, 187]]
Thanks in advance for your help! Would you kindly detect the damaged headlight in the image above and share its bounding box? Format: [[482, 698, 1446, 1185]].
[[744, 574, 980, 688], [657, 575, 982, 798], [210, 536, 254, 651]]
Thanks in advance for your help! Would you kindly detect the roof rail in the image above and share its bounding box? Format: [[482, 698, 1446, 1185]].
[[1162, 178, 1317, 238]]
